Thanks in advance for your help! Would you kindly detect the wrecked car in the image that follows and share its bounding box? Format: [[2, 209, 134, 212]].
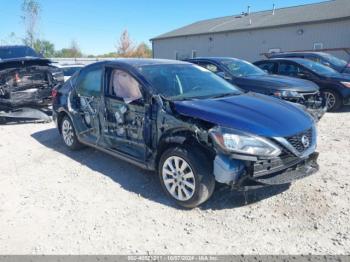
[[186, 57, 326, 121], [52, 59, 319, 208], [0, 45, 64, 123], [254, 58, 350, 112]]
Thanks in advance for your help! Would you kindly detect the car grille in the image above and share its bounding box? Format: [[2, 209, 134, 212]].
[[286, 128, 313, 153]]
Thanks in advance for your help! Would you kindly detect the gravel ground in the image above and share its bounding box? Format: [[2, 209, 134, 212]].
[[0, 107, 349, 255]]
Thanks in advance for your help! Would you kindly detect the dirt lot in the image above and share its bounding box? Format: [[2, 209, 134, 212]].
[[0, 108, 350, 255]]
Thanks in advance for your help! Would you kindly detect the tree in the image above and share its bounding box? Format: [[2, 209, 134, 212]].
[[134, 42, 152, 58], [33, 39, 55, 57], [55, 40, 83, 58], [21, 0, 41, 48], [116, 29, 135, 57]]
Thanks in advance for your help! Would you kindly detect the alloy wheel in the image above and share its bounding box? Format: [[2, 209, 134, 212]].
[[162, 156, 196, 201], [324, 91, 336, 110], [62, 119, 74, 147]]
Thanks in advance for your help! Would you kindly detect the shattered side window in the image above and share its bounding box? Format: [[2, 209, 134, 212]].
[[110, 69, 143, 104], [76, 67, 102, 97]]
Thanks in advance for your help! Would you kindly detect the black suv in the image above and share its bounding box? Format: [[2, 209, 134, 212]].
[[52, 59, 319, 208], [186, 57, 325, 120], [254, 58, 350, 111], [268, 52, 350, 74]]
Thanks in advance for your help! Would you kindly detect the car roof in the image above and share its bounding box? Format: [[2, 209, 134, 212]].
[[187, 57, 243, 63], [54, 64, 84, 68], [0, 45, 31, 49], [82, 58, 189, 70], [257, 58, 310, 64], [110, 58, 189, 67], [269, 52, 329, 57]]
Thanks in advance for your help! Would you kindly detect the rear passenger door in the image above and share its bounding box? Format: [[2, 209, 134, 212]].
[[71, 64, 103, 145]]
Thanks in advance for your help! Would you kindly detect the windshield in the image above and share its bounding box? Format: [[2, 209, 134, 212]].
[[138, 64, 241, 100], [297, 59, 340, 76], [322, 53, 347, 68], [0, 46, 40, 59], [221, 59, 266, 77]]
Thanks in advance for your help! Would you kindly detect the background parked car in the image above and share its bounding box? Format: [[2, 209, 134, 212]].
[[186, 57, 325, 120], [254, 58, 350, 112], [52, 59, 319, 208], [0, 45, 43, 60], [0, 45, 64, 123], [53, 64, 84, 82], [267, 52, 350, 74]]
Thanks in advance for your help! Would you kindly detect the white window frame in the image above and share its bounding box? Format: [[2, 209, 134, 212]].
[[313, 43, 323, 50], [268, 48, 281, 54]]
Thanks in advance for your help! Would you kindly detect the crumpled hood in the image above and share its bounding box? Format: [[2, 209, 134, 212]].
[[0, 57, 52, 70], [173, 92, 313, 138], [235, 74, 319, 92]]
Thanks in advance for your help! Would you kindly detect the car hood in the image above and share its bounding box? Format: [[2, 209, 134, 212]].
[[173, 92, 313, 138], [235, 74, 319, 92], [0, 57, 52, 70], [327, 73, 350, 82]]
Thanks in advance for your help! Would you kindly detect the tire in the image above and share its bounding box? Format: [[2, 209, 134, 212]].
[[322, 89, 342, 112], [60, 116, 83, 150], [158, 146, 215, 208]]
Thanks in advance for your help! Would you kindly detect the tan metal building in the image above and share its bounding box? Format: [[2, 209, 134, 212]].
[[151, 0, 350, 62]]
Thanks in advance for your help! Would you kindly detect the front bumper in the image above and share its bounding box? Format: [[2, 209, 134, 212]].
[[235, 152, 319, 189], [306, 107, 327, 121]]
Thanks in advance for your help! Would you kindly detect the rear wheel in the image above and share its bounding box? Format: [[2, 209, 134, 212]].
[[60, 116, 83, 150], [322, 89, 342, 112], [158, 146, 215, 208]]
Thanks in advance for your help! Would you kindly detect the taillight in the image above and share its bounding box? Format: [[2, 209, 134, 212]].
[[51, 89, 58, 98], [14, 72, 21, 83]]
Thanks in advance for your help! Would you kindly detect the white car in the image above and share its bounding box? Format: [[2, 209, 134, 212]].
[[54, 64, 84, 82]]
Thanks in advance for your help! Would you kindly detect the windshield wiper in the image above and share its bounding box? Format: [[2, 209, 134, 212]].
[[210, 92, 239, 99]]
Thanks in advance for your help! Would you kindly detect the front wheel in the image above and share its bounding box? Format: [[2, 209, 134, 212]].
[[158, 146, 215, 208], [322, 89, 342, 112]]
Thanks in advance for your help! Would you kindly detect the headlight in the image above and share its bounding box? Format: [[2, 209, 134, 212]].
[[209, 127, 281, 157], [274, 90, 302, 98], [341, 81, 350, 88]]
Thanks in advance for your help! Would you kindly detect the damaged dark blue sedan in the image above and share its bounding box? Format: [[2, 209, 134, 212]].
[[52, 59, 319, 208]]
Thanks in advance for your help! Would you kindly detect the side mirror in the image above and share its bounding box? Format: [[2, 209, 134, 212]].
[[216, 71, 232, 81]]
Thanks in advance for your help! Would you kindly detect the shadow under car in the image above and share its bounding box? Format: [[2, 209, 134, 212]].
[[31, 128, 290, 210]]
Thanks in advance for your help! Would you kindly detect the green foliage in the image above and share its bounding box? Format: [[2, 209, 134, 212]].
[[33, 39, 55, 57], [54, 40, 83, 58]]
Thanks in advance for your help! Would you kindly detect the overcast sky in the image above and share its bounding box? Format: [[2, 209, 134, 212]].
[[0, 0, 324, 55]]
